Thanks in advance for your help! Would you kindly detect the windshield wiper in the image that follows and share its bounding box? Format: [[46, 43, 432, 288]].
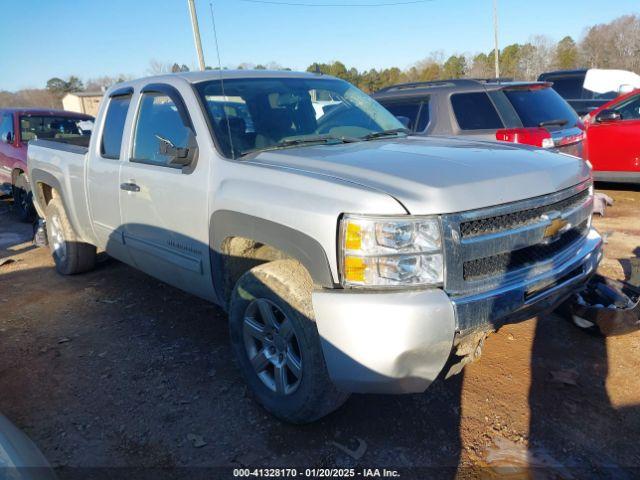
[[361, 128, 410, 141], [240, 135, 358, 157], [539, 118, 568, 127]]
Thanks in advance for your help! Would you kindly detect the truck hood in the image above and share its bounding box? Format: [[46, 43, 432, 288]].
[[248, 136, 592, 215]]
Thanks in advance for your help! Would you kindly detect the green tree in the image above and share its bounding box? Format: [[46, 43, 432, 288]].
[[554, 36, 578, 70], [499, 44, 522, 78], [46, 76, 83, 94], [65, 76, 84, 92], [46, 77, 67, 94], [468, 53, 493, 78], [442, 55, 466, 79], [306, 61, 358, 84]]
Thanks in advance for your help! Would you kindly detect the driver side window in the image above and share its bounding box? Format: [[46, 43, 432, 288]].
[[614, 95, 640, 121], [132, 92, 191, 167]]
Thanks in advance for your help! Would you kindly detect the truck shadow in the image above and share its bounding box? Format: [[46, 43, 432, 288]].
[[527, 248, 640, 478]]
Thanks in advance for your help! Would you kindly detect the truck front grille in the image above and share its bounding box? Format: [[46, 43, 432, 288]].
[[442, 182, 593, 295], [459, 188, 590, 238], [462, 221, 588, 281]]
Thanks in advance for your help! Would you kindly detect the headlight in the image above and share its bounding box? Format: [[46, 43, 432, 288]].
[[339, 214, 444, 288]]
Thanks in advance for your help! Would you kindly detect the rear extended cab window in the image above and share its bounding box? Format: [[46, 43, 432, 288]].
[[544, 76, 584, 99], [378, 97, 430, 132], [503, 87, 579, 129], [101, 94, 132, 159], [450, 92, 503, 130]]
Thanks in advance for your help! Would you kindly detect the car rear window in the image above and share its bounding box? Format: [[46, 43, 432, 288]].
[[19, 115, 93, 143], [503, 87, 579, 129], [451, 92, 503, 130], [378, 98, 430, 132]]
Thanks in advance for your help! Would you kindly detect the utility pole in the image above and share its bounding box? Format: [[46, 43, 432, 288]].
[[493, 0, 500, 79], [187, 0, 206, 71]]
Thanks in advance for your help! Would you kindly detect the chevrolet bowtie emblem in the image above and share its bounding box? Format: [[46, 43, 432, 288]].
[[544, 217, 569, 239]]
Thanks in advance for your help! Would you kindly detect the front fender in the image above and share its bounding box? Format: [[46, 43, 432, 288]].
[[210, 210, 336, 305]]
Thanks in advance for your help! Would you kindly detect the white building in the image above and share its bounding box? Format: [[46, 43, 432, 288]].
[[62, 91, 103, 117]]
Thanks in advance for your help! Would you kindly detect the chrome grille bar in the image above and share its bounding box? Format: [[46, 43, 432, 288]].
[[442, 181, 593, 296]]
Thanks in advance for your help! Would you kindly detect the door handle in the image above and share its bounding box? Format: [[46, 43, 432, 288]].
[[120, 182, 140, 192]]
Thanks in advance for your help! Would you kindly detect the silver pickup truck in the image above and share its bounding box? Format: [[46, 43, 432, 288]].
[[28, 70, 602, 423]]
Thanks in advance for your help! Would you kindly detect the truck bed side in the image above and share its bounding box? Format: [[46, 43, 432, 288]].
[[28, 139, 95, 245]]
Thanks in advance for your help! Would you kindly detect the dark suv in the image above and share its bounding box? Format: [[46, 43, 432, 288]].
[[372, 79, 584, 158]]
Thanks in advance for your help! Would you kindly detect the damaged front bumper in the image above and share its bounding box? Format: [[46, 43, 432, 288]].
[[312, 229, 602, 395], [453, 228, 603, 337]]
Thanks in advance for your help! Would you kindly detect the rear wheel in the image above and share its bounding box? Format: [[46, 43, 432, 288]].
[[13, 174, 36, 222], [229, 260, 349, 423], [45, 197, 96, 275]]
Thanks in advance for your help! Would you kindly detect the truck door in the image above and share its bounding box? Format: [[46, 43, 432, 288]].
[[118, 83, 214, 301], [587, 93, 640, 173], [86, 89, 134, 264]]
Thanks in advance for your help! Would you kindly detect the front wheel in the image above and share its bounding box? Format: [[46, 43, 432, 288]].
[[45, 197, 96, 275], [229, 260, 349, 423]]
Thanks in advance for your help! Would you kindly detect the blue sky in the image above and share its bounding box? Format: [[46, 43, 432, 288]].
[[3, 0, 638, 91]]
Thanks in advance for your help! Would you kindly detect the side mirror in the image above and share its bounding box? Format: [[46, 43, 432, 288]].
[[1, 131, 12, 144], [595, 109, 622, 123], [395, 115, 411, 129], [155, 132, 198, 168]]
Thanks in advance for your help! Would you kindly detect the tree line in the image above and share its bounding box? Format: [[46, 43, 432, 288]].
[[306, 14, 640, 92], [1, 13, 638, 108]]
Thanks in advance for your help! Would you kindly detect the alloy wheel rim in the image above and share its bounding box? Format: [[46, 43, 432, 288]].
[[242, 298, 303, 395]]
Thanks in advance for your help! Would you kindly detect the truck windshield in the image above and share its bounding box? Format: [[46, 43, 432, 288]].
[[195, 77, 404, 158], [503, 87, 579, 130], [20, 115, 94, 143]]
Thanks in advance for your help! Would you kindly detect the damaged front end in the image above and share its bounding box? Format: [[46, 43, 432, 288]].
[[557, 271, 640, 336]]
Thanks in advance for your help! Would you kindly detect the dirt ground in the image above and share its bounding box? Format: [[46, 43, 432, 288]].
[[0, 185, 638, 479]]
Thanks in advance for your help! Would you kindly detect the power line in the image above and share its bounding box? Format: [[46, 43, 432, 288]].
[[237, 0, 435, 7]]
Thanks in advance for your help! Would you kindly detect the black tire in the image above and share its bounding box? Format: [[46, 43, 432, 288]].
[[13, 174, 36, 222], [229, 259, 349, 423], [45, 197, 96, 275]]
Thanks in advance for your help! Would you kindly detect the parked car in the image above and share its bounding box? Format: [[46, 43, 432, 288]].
[[28, 71, 601, 423], [538, 68, 640, 116], [372, 79, 585, 158], [0, 108, 94, 221], [583, 88, 640, 183]]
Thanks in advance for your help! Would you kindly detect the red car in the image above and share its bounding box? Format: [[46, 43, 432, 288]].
[[583, 89, 640, 183], [0, 108, 94, 221]]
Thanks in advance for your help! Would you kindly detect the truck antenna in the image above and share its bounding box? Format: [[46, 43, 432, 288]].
[[209, 1, 235, 158]]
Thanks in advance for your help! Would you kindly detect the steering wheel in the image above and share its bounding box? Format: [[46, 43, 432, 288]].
[[316, 103, 350, 134]]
